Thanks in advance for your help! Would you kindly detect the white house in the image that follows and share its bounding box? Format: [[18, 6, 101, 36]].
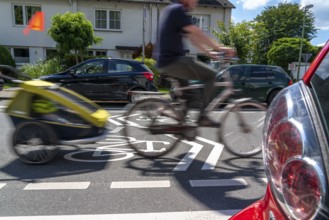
[[0, 0, 235, 65]]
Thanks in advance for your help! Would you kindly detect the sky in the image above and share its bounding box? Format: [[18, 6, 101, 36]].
[[229, 0, 329, 46]]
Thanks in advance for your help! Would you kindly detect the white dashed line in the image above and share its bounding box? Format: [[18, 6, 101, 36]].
[[23, 182, 90, 190], [0, 209, 240, 220], [189, 178, 248, 187], [111, 180, 170, 189]]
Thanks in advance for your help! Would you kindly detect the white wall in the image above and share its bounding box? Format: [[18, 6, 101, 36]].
[[0, 0, 232, 63]]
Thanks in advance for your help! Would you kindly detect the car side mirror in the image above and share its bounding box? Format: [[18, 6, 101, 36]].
[[69, 69, 76, 76]]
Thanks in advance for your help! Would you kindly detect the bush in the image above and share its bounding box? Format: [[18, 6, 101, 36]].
[[61, 54, 96, 69], [21, 58, 63, 79], [0, 46, 15, 67], [134, 57, 160, 87]]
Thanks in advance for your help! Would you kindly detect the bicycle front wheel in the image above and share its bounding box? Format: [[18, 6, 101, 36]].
[[219, 100, 266, 157], [124, 98, 182, 157]]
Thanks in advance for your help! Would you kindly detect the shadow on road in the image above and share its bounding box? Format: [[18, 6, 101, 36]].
[[125, 150, 266, 214], [0, 148, 109, 183]]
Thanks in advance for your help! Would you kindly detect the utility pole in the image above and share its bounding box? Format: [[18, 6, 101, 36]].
[[142, 5, 146, 62], [296, 4, 313, 81]]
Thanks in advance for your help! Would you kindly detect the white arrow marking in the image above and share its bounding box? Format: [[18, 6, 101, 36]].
[[173, 140, 203, 171], [0, 183, 6, 189], [196, 137, 224, 170]]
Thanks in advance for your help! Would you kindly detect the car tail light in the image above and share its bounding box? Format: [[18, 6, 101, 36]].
[[143, 72, 154, 81], [263, 82, 327, 220], [288, 80, 293, 85], [281, 158, 323, 219], [266, 121, 303, 190]]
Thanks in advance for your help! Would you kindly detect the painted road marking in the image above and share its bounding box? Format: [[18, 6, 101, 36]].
[[0, 183, 6, 189], [196, 136, 224, 170], [111, 180, 170, 189], [173, 140, 203, 171], [24, 182, 90, 190], [190, 178, 248, 187], [0, 209, 240, 220]]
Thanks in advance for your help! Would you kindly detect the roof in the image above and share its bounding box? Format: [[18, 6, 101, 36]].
[[199, 0, 235, 8], [108, 0, 235, 8]]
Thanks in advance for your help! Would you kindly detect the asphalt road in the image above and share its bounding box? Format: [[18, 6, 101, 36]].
[[0, 102, 266, 220]]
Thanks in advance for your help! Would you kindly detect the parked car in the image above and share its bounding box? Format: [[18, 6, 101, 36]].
[[217, 64, 292, 106], [40, 58, 157, 102], [230, 41, 329, 220], [0, 77, 4, 91], [173, 63, 292, 108]]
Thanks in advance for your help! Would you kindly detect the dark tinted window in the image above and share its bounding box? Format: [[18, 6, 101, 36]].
[[310, 51, 329, 135], [76, 60, 104, 75], [266, 68, 276, 80], [249, 66, 268, 80], [108, 60, 134, 72], [272, 66, 289, 80], [228, 66, 246, 81]]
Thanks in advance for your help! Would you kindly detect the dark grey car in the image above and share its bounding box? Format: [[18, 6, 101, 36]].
[[40, 58, 157, 103], [217, 64, 292, 105]]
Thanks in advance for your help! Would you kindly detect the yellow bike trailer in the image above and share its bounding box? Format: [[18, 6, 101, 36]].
[[1, 66, 110, 164]]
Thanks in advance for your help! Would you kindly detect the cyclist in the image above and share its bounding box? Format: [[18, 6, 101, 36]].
[[156, 0, 236, 127]]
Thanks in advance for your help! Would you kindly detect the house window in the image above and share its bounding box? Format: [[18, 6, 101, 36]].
[[13, 48, 30, 63], [191, 15, 210, 35], [13, 4, 41, 26], [95, 10, 121, 30], [86, 50, 107, 57]]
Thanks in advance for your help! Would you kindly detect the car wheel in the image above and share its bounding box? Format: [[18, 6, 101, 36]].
[[267, 90, 280, 106]]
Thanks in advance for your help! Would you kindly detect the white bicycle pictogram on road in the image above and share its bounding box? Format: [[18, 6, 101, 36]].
[[63, 135, 170, 162]]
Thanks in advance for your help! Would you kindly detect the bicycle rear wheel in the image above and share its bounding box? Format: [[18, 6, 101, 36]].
[[124, 98, 182, 157], [219, 100, 266, 157]]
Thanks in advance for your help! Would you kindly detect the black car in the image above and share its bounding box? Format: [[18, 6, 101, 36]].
[[176, 63, 292, 109], [40, 58, 157, 102], [0, 77, 3, 91], [217, 64, 292, 105]]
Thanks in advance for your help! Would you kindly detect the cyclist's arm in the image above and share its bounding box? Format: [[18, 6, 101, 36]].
[[183, 25, 236, 58]]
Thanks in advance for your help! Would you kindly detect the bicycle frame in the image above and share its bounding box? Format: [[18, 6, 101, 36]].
[[169, 72, 236, 112]]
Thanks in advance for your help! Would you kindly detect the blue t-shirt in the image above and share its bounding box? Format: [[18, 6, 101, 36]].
[[156, 3, 192, 68]]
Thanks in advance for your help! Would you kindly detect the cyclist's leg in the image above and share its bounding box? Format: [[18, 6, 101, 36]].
[[159, 56, 216, 108], [159, 57, 218, 127]]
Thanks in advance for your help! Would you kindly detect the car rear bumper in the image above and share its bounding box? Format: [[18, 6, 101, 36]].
[[229, 185, 287, 220]]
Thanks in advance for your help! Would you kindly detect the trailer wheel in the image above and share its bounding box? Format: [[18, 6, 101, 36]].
[[12, 121, 59, 164]]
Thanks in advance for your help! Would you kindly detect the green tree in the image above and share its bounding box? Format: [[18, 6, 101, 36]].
[[253, 2, 317, 64], [267, 38, 317, 72], [213, 21, 254, 63], [0, 46, 15, 67], [48, 12, 102, 64]]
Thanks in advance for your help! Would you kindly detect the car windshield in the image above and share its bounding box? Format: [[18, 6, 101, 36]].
[[310, 50, 329, 137]]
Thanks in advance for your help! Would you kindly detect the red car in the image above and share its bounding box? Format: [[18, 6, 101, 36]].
[[230, 40, 329, 220]]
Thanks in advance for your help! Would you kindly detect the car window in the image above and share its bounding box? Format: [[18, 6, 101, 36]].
[[229, 66, 246, 81], [249, 66, 268, 80], [310, 51, 329, 136], [272, 66, 290, 80], [108, 61, 134, 72], [266, 68, 276, 80], [76, 60, 104, 75]]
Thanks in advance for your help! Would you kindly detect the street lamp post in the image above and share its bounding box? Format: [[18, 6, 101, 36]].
[[296, 4, 313, 81]]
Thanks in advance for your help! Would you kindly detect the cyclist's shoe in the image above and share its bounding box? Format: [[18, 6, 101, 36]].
[[198, 115, 220, 127]]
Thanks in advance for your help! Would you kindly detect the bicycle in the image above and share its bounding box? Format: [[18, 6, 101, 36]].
[[123, 59, 267, 158]]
